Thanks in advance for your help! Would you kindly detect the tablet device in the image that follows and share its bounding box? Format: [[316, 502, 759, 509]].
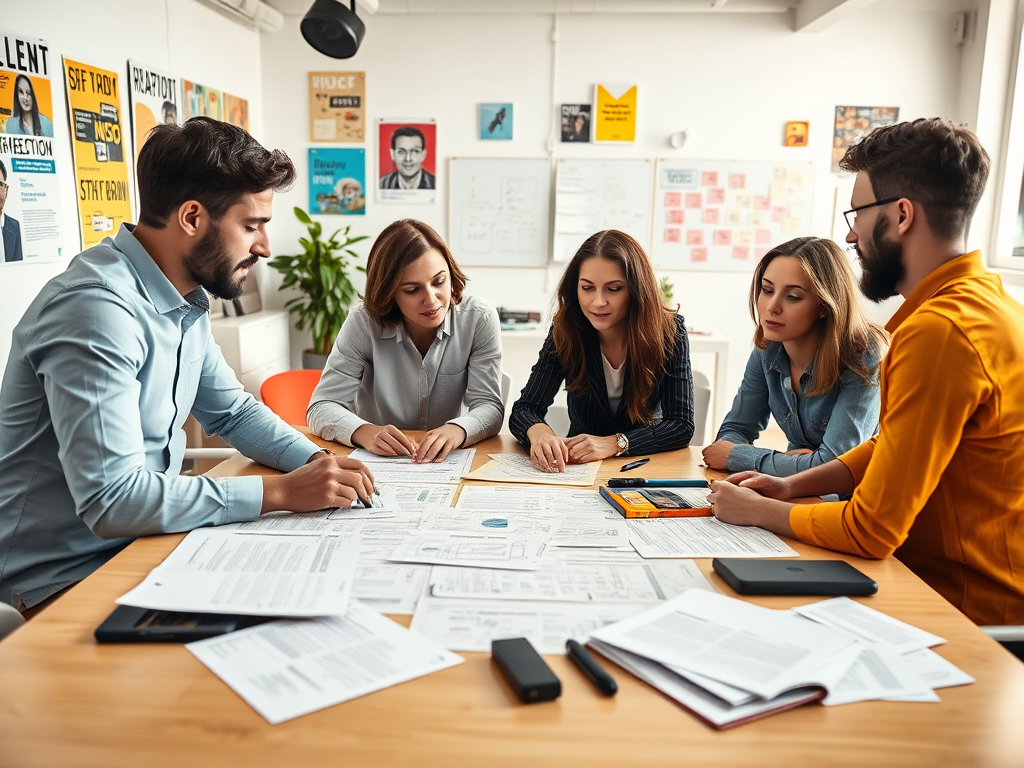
[[711, 558, 878, 596], [94, 605, 269, 643]]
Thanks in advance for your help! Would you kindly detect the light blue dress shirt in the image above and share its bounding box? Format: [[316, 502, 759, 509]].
[[716, 342, 881, 477], [0, 225, 321, 610]]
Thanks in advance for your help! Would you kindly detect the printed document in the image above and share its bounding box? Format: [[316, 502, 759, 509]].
[[219, 488, 407, 532], [792, 597, 945, 654], [627, 517, 799, 559], [117, 529, 360, 617], [457, 486, 619, 518], [389, 532, 550, 571], [462, 454, 600, 486], [186, 603, 463, 724], [353, 562, 431, 615], [346, 448, 475, 484]]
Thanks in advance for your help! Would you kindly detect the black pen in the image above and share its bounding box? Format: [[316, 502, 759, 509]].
[[619, 457, 650, 472], [566, 639, 617, 696]]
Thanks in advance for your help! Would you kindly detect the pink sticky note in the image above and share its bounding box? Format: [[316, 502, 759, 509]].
[[686, 229, 704, 245], [755, 247, 770, 262], [691, 247, 709, 263], [667, 209, 685, 224], [729, 173, 746, 189], [685, 192, 703, 208], [701, 171, 719, 187], [664, 191, 682, 208], [665, 228, 682, 243], [702, 208, 720, 225], [732, 245, 751, 260], [755, 228, 773, 245], [714, 230, 732, 246], [772, 206, 788, 223], [708, 188, 726, 205], [754, 195, 771, 211]]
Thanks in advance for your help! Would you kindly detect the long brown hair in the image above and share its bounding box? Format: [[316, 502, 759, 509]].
[[552, 230, 676, 425], [750, 236, 888, 396], [362, 219, 467, 326]]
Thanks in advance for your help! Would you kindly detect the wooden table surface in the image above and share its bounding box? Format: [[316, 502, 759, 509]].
[[2, 433, 1023, 768]]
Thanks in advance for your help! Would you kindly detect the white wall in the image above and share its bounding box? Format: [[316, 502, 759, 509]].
[[0, 0, 264, 365], [258, 0, 967, 426]]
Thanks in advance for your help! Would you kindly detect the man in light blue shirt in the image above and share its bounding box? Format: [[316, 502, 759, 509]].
[[0, 118, 373, 612]]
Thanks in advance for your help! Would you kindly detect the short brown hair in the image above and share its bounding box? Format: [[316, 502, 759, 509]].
[[839, 117, 990, 241], [137, 117, 295, 228], [362, 220, 467, 326]]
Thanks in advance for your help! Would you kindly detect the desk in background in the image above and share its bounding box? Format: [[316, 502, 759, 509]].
[[1, 435, 1023, 768]]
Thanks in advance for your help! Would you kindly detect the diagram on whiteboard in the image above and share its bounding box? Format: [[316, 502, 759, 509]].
[[449, 158, 551, 268], [652, 160, 814, 272]]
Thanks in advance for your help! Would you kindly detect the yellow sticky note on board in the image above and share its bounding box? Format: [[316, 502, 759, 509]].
[[594, 83, 637, 143]]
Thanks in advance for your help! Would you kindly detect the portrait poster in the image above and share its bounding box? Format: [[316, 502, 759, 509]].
[[0, 31, 66, 266], [309, 71, 364, 143], [785, 121, 808, 147], [560, 104, 590, 143], [183, 80, 222, 121], [832, 106, 898, 172], [223, 92, 249, 132], [308, 147, 365, 216], [377, 119, 436, 205], [479, 103, 512, 140], [127, 60, 179, 164], [594, 83, 637, 143], [63, 56, 132, 250]]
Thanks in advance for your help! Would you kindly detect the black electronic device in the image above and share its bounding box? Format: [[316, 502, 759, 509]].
[[712, 558, 878, 596], [94, 605, 269, 643], [491, 637, 562, 703]]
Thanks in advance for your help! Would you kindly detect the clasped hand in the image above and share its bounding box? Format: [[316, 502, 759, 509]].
[[526, 423, 618, 472], [354, 422, 466, 463], [706, 471, 796, 535]]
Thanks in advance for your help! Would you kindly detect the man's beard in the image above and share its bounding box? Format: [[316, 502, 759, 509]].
[[858, 214, 905, 302], [183, 223, 256, 300]]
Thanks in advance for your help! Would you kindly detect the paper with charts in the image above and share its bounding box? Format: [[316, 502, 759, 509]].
[[345, 447, 475, 484], [186, 603, 464, 724], [116, 529, 360, 617], [462, 453, 600, 486], [626, 517, 799, 559], [388, 532, 550, 571]]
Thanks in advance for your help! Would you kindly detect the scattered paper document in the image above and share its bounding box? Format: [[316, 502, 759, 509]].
[[627, 517, 799, 559], [792, 597, 945, 654], [418, 503, 558, 537], [186, 603, 463, 724], [822, 643, 938, 706], [456, 486, 619, 519], [462, 454, 599, 486], [885, 648, 975, 700], [410, 596, 649, 654], [219, 513, 365, 535], [387, 483, 458, 514], [345, 449, 475, 484], [117, 529, 360, 617], [353, 562, 431, 615], [389, 532, 550, 571]]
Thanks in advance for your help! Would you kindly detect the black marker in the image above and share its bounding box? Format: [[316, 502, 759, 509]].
[[619, 457, 650, 472], [566, 639, 617, 696]]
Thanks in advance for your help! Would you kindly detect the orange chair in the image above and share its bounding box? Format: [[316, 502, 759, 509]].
[[260, 369, 323, 426]]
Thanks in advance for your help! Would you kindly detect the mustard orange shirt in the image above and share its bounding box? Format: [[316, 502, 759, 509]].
[[789, 252, 1024, 625]]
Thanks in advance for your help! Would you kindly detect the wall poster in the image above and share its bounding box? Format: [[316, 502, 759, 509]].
[[560, 104, 590, 143], [63, 56, 132, 250], [183, 80, 222, 121], [832, 106, 898, 172], [309, 71, 364, 143], [0, 31, 65, 266], [594, 83, 636, 143], [309, 147, 365, 215], [377, 119, 436, 205], [223, 92, 249, 131]]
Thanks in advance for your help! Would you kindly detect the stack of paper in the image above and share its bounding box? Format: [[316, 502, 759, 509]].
[[462, 453, 600, 486], [589, 591, 974, 729]]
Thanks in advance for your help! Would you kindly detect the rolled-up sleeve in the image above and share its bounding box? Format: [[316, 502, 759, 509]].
[[447, 303, 504, 445], [306, 309, 374, 446]]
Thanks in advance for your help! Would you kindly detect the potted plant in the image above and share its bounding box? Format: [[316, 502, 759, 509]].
[[267, 207, 367, 369]]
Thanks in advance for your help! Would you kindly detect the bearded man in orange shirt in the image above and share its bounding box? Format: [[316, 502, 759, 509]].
[[710, 118, 1024, 628]]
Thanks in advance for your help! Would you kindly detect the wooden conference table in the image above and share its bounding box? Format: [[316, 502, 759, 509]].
[[2, 433, 1024, 768]]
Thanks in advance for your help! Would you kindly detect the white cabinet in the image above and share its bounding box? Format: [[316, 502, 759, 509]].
[[211, 310, 290, 399]]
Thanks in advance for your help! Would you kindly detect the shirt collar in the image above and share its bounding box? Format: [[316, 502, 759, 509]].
[[381, 304, 455, 343], [116, 224, 197, 316], [885, 251, 985, 334]]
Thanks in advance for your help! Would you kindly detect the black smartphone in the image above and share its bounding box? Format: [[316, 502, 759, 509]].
[[94, 605, 270, 643]]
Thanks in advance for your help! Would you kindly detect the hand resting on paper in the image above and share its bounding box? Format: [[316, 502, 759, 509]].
[[261, 452, 375, 513], [707, 475, 796, 539], [565, 434, 618, 464], [353, 423, 419, 458], [526, 423, 569, 473], [413, 423, 467, 464]]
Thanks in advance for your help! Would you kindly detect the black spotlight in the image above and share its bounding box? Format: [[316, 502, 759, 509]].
[[301, 0, 365, 59]]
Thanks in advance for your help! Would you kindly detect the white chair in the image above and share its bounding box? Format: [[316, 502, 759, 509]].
[[546, 404, 571, 438], [500, 370, 514, 412], [0, 602, 25, 641], [692, 370, 712, 446]]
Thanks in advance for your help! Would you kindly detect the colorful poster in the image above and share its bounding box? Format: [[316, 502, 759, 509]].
[[0, 31, 66, 266], [308, 148, 365, 216], [309, 71, 364, 143], [832, 106, 899, 172], [63, 57, 132, 250], [785, 121, 809, 147], [561, 104, 590, 143], [377, 119, 436, 205], [127, 61, 179, 164], [479, 103, 512, 140], [183, 80, 222, 121], [594, 83, 637, 143], [223, 92, 249, 132]]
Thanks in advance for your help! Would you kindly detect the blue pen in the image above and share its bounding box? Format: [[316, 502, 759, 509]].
[[606, 477, 709, 488]]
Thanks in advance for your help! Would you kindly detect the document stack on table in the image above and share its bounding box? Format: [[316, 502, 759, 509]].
[[462, 454, 601, 486], [588, 591, 975, 729]]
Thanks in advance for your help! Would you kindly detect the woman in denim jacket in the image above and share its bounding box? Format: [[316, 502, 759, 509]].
[[703, 237, 887, 477]]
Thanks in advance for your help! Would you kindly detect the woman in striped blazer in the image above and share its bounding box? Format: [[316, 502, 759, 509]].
[[509, 230, 695, 472]]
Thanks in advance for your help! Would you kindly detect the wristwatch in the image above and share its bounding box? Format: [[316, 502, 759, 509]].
[[615, 433, 629, 457]]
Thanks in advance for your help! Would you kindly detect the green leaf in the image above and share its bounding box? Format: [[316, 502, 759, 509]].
[[294, 207, 312, 226]]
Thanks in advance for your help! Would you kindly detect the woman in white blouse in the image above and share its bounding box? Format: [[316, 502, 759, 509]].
[[307, 219, 503, 462]]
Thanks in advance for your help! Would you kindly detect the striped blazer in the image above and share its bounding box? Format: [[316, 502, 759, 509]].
[[509, 315, 694, 456]]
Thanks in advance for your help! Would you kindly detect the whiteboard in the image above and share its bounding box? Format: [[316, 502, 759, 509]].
[[448, 158, 552, 267], [553, 159, 653, 263], [651, 159, 815, 272]]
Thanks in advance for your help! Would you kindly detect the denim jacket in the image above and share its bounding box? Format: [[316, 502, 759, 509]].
[[716, 342, 881, 476]]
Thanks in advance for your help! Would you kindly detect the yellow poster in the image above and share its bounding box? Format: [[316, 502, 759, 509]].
[[594, 83, 637, 143], [63, 57, 132, 249], [309, 71, 365, 143]]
